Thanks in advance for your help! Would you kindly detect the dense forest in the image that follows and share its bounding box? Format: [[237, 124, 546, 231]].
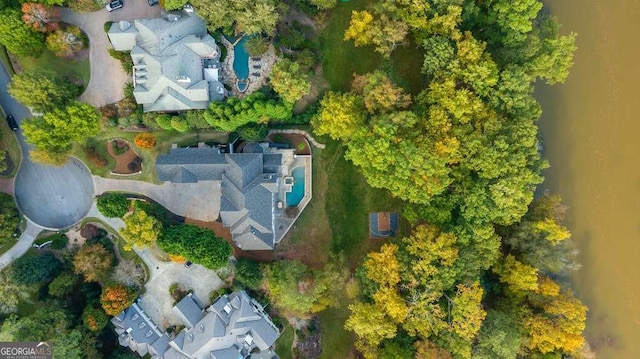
[[309, 0, 585, 358]]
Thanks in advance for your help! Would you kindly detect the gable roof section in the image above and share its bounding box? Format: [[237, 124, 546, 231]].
[[174, 294, 204, 328], [156, 148, 226, 183]]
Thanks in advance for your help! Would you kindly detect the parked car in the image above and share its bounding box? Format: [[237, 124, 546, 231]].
[[184, 261, 193, 268], [183, 4, 194, 13], [6, 115, 18, 131], [106, 0, 123, 11], [148, 0, 159, 5]]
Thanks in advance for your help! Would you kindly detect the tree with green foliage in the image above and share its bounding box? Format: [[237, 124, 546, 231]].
[[48, 272, 78, 298], [100, 284, 137, 316], [46, 26, 85, 57], [345, 302, 396, 359], [191, 0, 279, 35], [244, 36, 271, 56], [237, 123, 267, 141], [22, 102, 100, 165], [96, 192, 129, 218], [163, 0, 188, 10], [204, 91, 292, 132], [311, 92, 366, 140], [263, 260, 325, 318], [8, 68, 81, 112], [269, 59, 311, 103], [473, 310, 523, 359], [351, 71, 412, 114], [0, 193, 20, 248], [170, 116, 189, 132], [157, 224, 231, 270], [0, 8, 44, 56], [11, 252, 61, 285], [0, 268, 34, 314], [120, 209, 161, 250], [73, 244, 114, 282], [233, 258, 263, 290]]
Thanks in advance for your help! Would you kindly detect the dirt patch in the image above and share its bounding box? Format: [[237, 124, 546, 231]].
[[107, 139, 142, 174], [295, 317, 322, 359], [268, 133, 311, 155]]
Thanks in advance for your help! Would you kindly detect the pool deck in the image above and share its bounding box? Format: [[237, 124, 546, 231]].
[[220, 36, 277, 98]]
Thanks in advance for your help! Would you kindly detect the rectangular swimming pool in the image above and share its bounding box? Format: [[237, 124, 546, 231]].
[[286, 166, 305, 207]]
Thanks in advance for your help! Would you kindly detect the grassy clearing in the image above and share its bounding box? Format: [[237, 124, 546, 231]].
[[320, 0, 380, 91], [274, 323, 294, 359], [390, 35, 426, 96], [318, 301, 355, 359], [0, 106, 22, 177], [71, 130, 228, 184], [15, 48, 90, 87]]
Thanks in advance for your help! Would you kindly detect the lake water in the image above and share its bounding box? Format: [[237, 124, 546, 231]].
[[536, 0, 640, 357]]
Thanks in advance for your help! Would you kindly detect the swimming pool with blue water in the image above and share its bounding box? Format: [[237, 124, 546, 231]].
[[233, 37, 249, 81], [286, 167, 305, 207]]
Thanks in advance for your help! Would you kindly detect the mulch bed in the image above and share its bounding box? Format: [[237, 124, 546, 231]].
[[268, 133, 311, 155], [107, 139, 142, 174]]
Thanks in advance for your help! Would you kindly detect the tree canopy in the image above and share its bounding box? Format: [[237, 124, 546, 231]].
[[157, 224, 232, 270], [269, 59, 311, 104], [119, 209, 162, 250], [22, 101, 100, 165], [96, 193, 130, 218], [0, 8, 44, 56], [8, 68, 82, 113]]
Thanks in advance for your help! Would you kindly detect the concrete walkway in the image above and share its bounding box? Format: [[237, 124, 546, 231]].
[[0, 220, 44, 270], [59, 1, 162, 106], [93, 176, 221, 221]]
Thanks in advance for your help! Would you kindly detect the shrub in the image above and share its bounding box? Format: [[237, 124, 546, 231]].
[[171, 116, 189, 132], [155, 114, 173, 130], [49, 233, 68, 249], [83, 145, 107, 167], [134, 133, 156, 149], [237, 124, 268, 141], [127, 157, 142, 172], [112, 140, 129, 155], [80, 223, 100, 239], [97, 193, 129, 218]]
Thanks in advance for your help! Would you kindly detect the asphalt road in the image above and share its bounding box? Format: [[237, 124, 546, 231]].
[[0, 64, 94, 230]]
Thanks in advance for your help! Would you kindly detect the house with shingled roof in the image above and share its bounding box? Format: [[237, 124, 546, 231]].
[[111, 291, 280, 359], [107, 12, 225, 112], [155, 143, 311, 251]]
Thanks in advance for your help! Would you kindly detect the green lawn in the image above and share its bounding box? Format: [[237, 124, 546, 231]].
[[390, 35, 426, 95], [0, 105, 22, 177], [71, 130, 228, 184], [320, 0, 381, 91], [318, 302, 354, 359], [15, 48, 90, 88], [274, 323, 294, 359]]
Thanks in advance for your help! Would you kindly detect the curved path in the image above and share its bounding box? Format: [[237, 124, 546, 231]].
[[59, 2, 161, 106]]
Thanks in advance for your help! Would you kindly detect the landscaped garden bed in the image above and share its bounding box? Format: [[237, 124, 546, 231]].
[[268, 133, 311, 155], [107, 139, 142, 175]]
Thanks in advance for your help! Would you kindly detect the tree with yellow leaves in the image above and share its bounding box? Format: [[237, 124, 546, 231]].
[[119, 210, 162, 250]]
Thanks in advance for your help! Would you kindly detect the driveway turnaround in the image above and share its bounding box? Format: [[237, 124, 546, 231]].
[[59, 2, 162, 106], [14, 157, 94, 229], [0, 65, 95, 230]]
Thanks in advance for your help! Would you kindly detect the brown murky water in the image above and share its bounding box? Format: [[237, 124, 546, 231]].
[[536, 0, 640, 357]]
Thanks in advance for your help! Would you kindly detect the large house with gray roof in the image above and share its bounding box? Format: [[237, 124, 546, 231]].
[[108, 12, 224, 112], [112, 291, 280, 359], [155, 143, 311, 250]]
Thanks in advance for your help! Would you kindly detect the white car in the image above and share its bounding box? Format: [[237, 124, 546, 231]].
[[183, 4, 194, 13], [106, 0, 123, 12]]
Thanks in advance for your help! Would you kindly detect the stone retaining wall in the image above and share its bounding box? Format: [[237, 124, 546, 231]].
[[268, 129, 326, 149]]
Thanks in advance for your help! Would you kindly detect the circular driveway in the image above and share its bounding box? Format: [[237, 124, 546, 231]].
[[14, 157, 94, 229]]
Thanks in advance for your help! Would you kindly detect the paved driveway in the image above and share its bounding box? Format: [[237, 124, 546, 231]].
[[0, 65, 95, 230], [137, 245, 222, 329], [0, 220, 44, 270], [94, 177, 221, 221], [59, 1, 162, 106]]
